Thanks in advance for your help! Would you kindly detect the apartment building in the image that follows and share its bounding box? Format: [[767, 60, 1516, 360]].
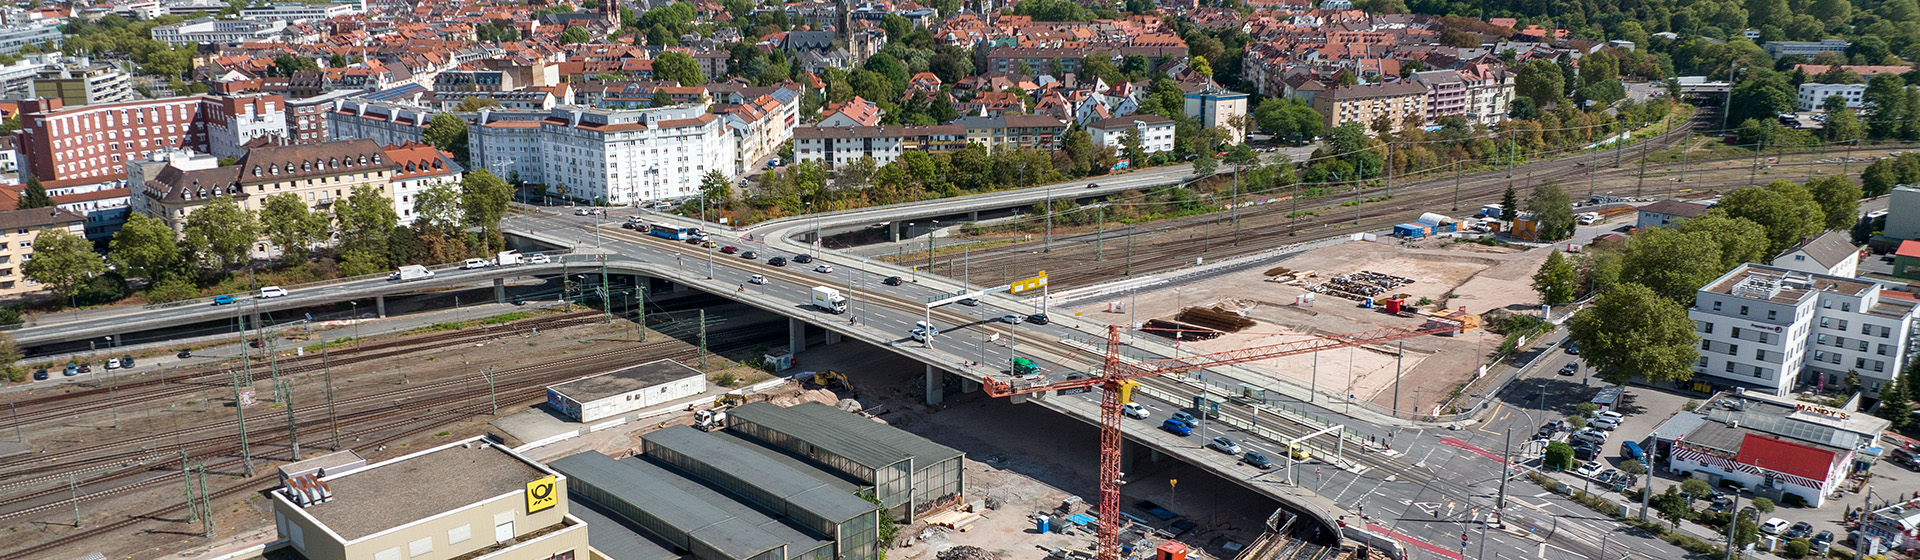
[[470, 103, 735, 205], [327, 100, 437, 147], [1185, 88, 1249, 144], [1764, 39, 1850, 59], [1797, 83, 1866, 111], [238, 2, 361, 20], [1310, 82, 1427, 134], [0, 23, 60, 54], [1689, 264, 1918, 397], [286, 90, 359, 146], [32, 60, 132, 107], [13, 94, 289, 192], [1771, 231, 1861, 278], [468, 111, 545, 186], [720, 89, 801, 176], [791, 124, 968, 168], [383, 141, 463, 227], [1086, 114, 1175, 154], [269, 437, 588, 560], [1460, 65, 1513, 125], [0, 207, 85, 299], [953, 114, 1069, 154], [135, 139, 393, 256], [1410, 70, 1467, 124], [149, 17, 290, 46]]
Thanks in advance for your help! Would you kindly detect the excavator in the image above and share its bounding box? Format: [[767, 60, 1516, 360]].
[[806, 370, 855, 393]]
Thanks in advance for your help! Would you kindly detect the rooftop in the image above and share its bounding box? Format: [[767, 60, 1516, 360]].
[[1638, 199, 1713, 219], [0, 207, 84, 231], [728, 402, 963, 470], [300, 440, 551, 541], [1702, 263, 1879, 306], [547, 359, 704, 403], [1777, 230, 1859, 268], [642, 426, 879, 524], [550, 451, 798, 559]]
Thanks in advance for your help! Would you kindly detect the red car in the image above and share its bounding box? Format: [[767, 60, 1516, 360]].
[[720, 246, 738, 254]]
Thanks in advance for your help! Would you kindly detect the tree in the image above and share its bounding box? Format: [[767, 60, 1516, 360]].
[[334, 185, 399, 268], [17, 175, 51, 209], [653, 51, 706, 86], [1716, 181, 1826, 255], [1865, 74, 1908, 139], [699, 170, 731, 210], [1189, 55, 1213, 78], [182, 197, 257, 272], [21, 227, 102, 303], [1544, 441, 1575, 471], [423, 113, 469, 164], [1191, 150, 1217, 177], [1677, 211, 1770, 271], [1728, 71, 1797, 130], [560, 26, 592, 44], [1526, 182, 1575, 241], [1254, 97, 1324, 142], [461, 170, 513, 252], [1516, 59, 1566, 108], [1653, 487, 1692, 528], [1568, 283, 1701, 386], [1500, 186, 1519, 222], [1783, 538, 1811, 559], [1533, 250, 1577, 305], [412, 183, 466, 234], [108, 213, 179, 282], [454, 97, 502, 112], [1621, 227, 1725, 303], [1880, 372, 1911, 431], [258, 192, 328, 259], [1681, 477, 1714, 499], [1805, 175, 1863, 230]]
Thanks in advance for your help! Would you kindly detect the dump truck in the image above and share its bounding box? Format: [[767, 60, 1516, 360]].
[[811, 286, 848, 314]]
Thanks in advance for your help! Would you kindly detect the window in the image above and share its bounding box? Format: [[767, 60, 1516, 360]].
[[494, 512, 514, 542], [1881, 326, 1891, 338], [1860, 340, 1870, 351], [375, 549, 401, 560], [1713, 301, 1722, 311], [1768, 310, 1777, 320], [1815, 350, 1827, 361], [1863, 323, 1873, 335], [1732, 327, 1742, 339], [1843, 302, 1852, 312], [1755, 349, 1767, 360], [1726, 362, 1736, 373], [1821, 317, 1831, 328], [1759, 333, 1769, 344], [1698, 357, 1709, 367], [409, 537, 432, 557], [1838, 320, 1849, 331], [1729, 344, 1739, 355], [1858, 357, 1868, 369], [1880, 344, 1892, 356]]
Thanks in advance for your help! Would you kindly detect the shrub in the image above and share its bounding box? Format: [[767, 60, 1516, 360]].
[[1782, 493, 1808, 508], [716, 372, 738, 387], [0, 306, 20, 326], [1784, 538, 1811, 558], [1830, 549, 1854, 560], [1752, 497, 1775, 513], [145, 278, 200, 303]]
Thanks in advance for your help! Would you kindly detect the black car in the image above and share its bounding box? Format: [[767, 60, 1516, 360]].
[[1558, 363, 1578, 376], [1026, 313, 1050, 325], [768, 256, 788, 266], [1241, 451, 1274, 469], [1812, 530, 1835, 547], [120, 355, 134, 368], [740, 251, 757, 259], [1573, 443, 1599, 461], [621, 222, 639, 229], [32, 368, 46, 380], [1786, 522, 1813, 540], [882, 276, 903, 286], [794, 254, 814, 263], [958, 298, 979, 306]]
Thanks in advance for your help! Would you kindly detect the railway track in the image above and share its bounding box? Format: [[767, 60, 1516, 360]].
[[0, 321, 778, 558]]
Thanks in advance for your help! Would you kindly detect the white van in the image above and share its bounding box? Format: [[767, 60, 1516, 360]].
[[259, 286, 288, 298], [463, 258, 491, 269]]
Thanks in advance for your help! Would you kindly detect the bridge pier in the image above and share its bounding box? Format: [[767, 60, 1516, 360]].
[[789, 318, 807, 354], [960, 378, 979, 393], [889, 221, 900, 242], [825, 330, 841, 344], [968, 211, 978, 222], [375, 295, 386, 318], [494, 278, 506, 303], [925, 365, 943, 406]]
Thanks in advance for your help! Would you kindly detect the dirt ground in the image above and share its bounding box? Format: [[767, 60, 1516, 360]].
[[1066, 238, 1548, 416]]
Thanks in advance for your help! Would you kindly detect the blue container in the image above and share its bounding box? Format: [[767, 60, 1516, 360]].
[[1037, 516, 1050, 534]]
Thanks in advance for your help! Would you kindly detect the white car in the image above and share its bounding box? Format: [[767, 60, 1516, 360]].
[[1598, 410, 1624, 422], [1761, 518, 1790, 535], [1573, 461, 1603, 478], [1122, 402, 1149, 419], [814, 264, 833, 273], [527, 253, 551, 264], [1590, 416, 1620, 430], [259, 286, 288, 298], [749, 274, 766, 285]]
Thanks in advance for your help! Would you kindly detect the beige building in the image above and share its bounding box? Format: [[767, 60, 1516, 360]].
[[132, 139, 394, 257], [1310, 82, 1428, 134], [270, 437, 589, 560], [0, 207, 86, 298]]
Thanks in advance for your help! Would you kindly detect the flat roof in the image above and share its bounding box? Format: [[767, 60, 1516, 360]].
[[302, 441, 548, 541], [550, 451, 790, 559], [547, 359, 703, 403], [706, 430, 867, 494], [783, 402, 965, 467], [623, 456, 833, 550], [569, 497, 685, 560], [643, 426, 879, 524]]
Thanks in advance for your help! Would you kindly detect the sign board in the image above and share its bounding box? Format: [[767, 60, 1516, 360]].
[[239, 388, 257, 407], [1009, 271, 1048, 294], [1795, 403, 1851, 420], [527, 475, 558, 513]]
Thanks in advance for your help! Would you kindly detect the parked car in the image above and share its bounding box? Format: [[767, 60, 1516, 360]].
[[1242, 451, 1274, 469], [78, 363, 91, 373], [1591, 416, 1621, 430], [1812, 530, 1835, 548], [1572, 429, 1608, 445], [64, 362, 78, 376], [1207, 437, 1242, 455], [1761, 518, 1790, 535], [1573, 443, 1600, 461], [1573, 461, 1603, 478], [882, 276, 904, 286], [1787, 522, 1813, 540], [32, 368, 46, 380], [104, 357, 120, 370], [1595, 470, 1619, 485], [1160, 418, 1193, 436], [1598, 410, 1624, 422], [1121, 402, 1149, 419], [1710, 496, 1734, 513]]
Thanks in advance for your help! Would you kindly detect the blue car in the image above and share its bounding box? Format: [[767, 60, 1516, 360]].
[[1161, 418, 1192, 436], [213, 295, 237, 305]]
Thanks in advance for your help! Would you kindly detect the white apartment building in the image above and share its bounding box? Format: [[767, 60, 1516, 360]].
[[468, 111, 545, 186], [0, 23, 60, 54], [791, 124, 967, 168], [481, 103, 736, 205], [1798, 83, 1866, 112], [1691, 264, 1918, 398], [238, 2, 361, 20], [1086, 114, 1175, 154], [204, 94, 288, 159], [149, 17, 289, 46], [384, 141, 463, 227]]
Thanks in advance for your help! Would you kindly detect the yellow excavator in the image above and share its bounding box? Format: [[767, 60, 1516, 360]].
[[807, 370, 855, 393]]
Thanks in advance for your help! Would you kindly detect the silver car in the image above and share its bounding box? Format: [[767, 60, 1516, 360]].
[[1207, 437, 1242, 455]]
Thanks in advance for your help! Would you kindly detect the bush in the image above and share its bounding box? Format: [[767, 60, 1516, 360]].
[[1544, 441, 1575, 470], [1752, 497, 1775, 513], [1782, 493, 1808, 508], [1784, 538, 1811, 558], [715, 372, 738, 387], [0, 306, 20, 326], [145, 277, 201, 303], [1830, 548, 1853, 559]]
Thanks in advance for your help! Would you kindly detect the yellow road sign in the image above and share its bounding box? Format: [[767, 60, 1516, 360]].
[[1009, 271, 1049, 294], [526, 475, 558, 513]]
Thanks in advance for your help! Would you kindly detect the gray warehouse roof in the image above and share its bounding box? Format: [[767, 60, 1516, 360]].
[[570, 498, 685, 560], [620, 456, 833, 552], [547, 359, 704, 403], [644, 426, 880, 524], [728, 402, 963, 469], [551, 451, 788, 560], [707, 430, 866, 494]]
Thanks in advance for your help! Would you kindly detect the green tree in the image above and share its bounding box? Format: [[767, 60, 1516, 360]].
[[1575, 248, 1624, 296], [334, 185, 399, 266], [1568, 283, 1701, 386], [1676, 211, 1770, 271], [1516, 58, 1566, 108], [454, 97, 502, 112], [108, 213, 179, 282], [182, 197, 258, 272], [21, 227, 102, 303], [1865, 74, 1909, 139], [461, 170, 513, 252], [1681, 477, 1714, 499], [1544, 441, 1575, 470], [17, 175, 51, 209], [1189, 55, 1213, 78], [1191, 150, 1217, 176], [1500, 185, 1519, 222], [1533, 250, 1578, 305], [1526, 182, 1575, 241], [1805, 175, 1863, 230], [1783, 538, 1811, 558], [1752, 497, 1775, 513], [1728, 71, 1797, 131], [1621, 227, 1725, 303], [423, 113, 469, 164], [412, 183, 466, 234], [653, 51, 706, 86], [699, 170, 731, 210], [258, 192, 328, 259], [1880, 372, 1911, 431], [1653, 486, 1692, 528], [560, 26, 592, 44], [1716, 181, 1826, 255], [1253, 97, 1324, 142]]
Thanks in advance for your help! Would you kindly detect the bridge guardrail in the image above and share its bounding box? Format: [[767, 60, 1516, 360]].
[[138, 247, 583, 312]]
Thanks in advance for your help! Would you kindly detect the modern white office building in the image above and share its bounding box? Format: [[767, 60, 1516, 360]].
[[468, 103, 735, 205], [149, 18, 290, 46], [1086, 114, 1175, 154], [1797, 83, 1867, 111], [239, 2, 361, 20], [1690, 263, 1919, 397]]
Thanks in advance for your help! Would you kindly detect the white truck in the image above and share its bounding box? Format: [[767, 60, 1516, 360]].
[[811, 286, 848, 314], [391, 265, 433, 281], [496, 250, 523, 266]]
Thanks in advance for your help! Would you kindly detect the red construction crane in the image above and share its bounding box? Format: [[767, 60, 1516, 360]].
[[981, 321, 1463, 560]]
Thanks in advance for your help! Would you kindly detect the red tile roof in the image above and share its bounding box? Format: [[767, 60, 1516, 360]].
[[1734, 434, 1835, 482], [1899, 240, 1920, 259]]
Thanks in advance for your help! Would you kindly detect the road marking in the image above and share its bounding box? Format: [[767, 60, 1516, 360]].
[[1366, 522, 1463, 560], [1440, 438, 1509, 465], [1480, 403, 1507, 435]]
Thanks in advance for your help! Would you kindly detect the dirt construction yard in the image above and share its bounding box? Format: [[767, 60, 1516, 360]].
[[1067, 238, 1553, 416]]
